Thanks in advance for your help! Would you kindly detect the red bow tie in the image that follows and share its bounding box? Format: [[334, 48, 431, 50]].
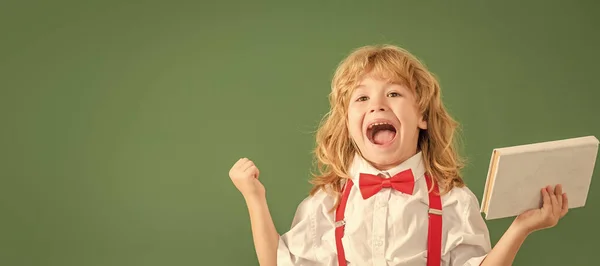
[[359, 169, 415, 199]]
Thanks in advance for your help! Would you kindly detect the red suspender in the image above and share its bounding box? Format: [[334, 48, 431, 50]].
[[334, 179, 353, 266], [425, 174, 443, 266], [334, 175, 442, 266]]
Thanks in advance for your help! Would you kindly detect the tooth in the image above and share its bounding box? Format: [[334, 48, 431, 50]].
[[368, 122, 393, 129]]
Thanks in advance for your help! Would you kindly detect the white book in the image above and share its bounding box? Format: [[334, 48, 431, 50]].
[[480, 135, 599, 220]]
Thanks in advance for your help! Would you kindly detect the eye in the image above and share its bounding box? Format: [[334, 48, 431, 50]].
[[387, 92, 401, 97], [356, 96, 369, 102]]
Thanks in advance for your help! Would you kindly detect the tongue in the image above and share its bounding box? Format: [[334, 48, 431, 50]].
[[373, 130, 395, 145]]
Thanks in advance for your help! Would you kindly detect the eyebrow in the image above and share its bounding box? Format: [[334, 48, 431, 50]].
[[352, 85, 367, 94], [353, 82, 399, 91]]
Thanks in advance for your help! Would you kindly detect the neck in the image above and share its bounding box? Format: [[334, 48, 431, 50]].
[[363, 151, 420, 171]]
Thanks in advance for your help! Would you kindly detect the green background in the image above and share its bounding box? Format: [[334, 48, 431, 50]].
[[1, 1, 599, 265]]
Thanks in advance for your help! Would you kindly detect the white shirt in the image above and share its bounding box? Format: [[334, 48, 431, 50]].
[[277, 152, 491, 266]]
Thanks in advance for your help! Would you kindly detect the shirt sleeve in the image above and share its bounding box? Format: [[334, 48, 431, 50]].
[[446, 188, 492, 266], [277, 189, 337, 266]]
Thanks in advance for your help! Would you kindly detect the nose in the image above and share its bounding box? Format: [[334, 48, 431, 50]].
[[369, 100, 387, 113], [369, 106, 386, 113]]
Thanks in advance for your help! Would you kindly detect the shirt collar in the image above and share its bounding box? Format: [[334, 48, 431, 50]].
[[348, 151, 426, 183]]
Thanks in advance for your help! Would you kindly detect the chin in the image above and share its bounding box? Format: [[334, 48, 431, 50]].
[[358, 133, 414, 170], [361, 151, 403, 170], [358, 140, 405, 169]]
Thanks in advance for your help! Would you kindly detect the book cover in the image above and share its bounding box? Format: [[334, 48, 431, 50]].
[[480, 136, 599, 220]]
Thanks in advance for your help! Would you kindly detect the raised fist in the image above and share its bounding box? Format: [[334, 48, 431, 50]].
[[229, 158, 265, 199]]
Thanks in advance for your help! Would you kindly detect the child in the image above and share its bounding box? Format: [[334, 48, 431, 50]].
[[229, 44, 569, 266]]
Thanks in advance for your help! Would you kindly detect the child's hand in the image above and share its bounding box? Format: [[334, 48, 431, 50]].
[[229, 158, 265, 200], [512, 184, 569, 235]]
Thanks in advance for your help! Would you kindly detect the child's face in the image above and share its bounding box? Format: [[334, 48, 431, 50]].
[[347, 75, 427, 170]]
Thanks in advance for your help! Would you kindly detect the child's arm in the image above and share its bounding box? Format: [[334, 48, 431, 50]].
[[479, 185, 568, 266], [229, 158, 330, 266], [229, 158, 279, 266], [244, 194, 280, 266], [477, 222, 528, 265]]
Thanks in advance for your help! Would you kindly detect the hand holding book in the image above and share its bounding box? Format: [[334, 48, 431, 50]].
[[512, 184, 569, 234]]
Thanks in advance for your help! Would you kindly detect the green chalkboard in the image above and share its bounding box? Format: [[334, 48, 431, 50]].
[[1, 1, 599, 265]]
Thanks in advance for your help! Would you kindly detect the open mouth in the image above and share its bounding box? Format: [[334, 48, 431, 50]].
[[366, 121, 397, 145]]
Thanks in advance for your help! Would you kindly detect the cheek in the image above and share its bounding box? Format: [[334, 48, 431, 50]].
[[395, 106, 420, 127], [346, 109, 363, 136], [347, 107, 360, 124]]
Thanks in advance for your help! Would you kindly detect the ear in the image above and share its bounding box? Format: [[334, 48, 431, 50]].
[[418, 116, 428, 130]]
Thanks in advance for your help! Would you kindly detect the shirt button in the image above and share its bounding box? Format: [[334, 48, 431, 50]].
[[374, 239, 383, 247]]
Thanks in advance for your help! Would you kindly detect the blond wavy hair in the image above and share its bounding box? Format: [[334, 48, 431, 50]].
[[309, 44, 466, 210]]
